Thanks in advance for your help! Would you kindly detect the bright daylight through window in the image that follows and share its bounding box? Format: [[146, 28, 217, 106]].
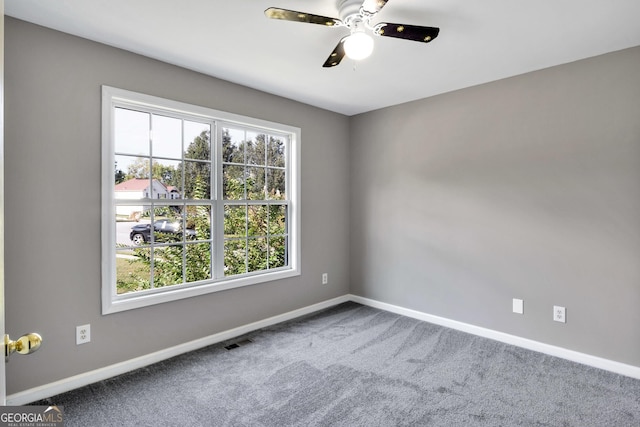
[[102, 86, 300, 314]]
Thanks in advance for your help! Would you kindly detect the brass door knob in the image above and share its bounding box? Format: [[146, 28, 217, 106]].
[[4, 333, 43, 361]]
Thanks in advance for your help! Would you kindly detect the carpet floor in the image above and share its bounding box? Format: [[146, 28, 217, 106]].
[[32, 302, 640, 426]]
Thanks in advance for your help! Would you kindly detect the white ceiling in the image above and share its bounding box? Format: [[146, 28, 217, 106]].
[[5, 0, 640, 116]]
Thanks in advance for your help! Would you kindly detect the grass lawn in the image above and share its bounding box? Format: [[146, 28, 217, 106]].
[[116, 256, 149, 294]]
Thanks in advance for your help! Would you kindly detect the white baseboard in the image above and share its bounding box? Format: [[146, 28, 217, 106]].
[[9, 293, 639, 405], [6, 295, 350, 406], [349, 294, 640, 380]]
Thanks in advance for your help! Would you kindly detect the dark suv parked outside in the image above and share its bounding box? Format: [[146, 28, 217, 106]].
[[130, 219, 196, 245]]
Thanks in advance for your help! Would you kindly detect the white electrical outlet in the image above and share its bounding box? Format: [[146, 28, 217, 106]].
[[512, 298, 524, 314], [322, 273, 328, 285], [76, 324, 91, 345], [553, 306, 566, 323]]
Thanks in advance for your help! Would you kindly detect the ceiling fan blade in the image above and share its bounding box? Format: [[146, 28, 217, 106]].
[[375, 23, 440, 43], [322, 38, 347, 68], [361, 0, 390, 14], [265, 7, 342, 27]]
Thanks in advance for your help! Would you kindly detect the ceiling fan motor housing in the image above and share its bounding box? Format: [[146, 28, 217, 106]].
[[338, 0, 365, 23]]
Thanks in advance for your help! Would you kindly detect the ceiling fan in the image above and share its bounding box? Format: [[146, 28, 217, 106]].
[[265, 0, 440, 68]]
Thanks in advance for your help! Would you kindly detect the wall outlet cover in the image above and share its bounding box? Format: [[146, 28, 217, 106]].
[[554, 306, 566, 323], [76, 324, 91, 345]]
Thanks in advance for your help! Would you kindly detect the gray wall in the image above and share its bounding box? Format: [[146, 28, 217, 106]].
[[5, 15, 640, 396], [350, 46, 640, 366], [4, 18, 350, 394]]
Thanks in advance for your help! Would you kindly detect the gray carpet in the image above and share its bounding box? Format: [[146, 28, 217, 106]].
[[32, 302, 640, 426]]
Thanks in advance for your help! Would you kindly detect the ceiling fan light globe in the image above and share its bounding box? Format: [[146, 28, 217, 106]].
[[344, 32, 374, 60]]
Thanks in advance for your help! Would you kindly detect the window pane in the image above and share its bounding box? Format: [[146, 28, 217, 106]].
[[114, 157, 152, 223], [153, 245, 185, 287], [184, 121, 211, 161], [152, 159, 182, 199], [152, 114, 182, 159], [268, 205, 287, 235], [222, 128, 245, 164], [115, 155, 150, 183], [185, 243, 212, 282], [269, 236, 287, 269], [267, 169, 286, 200], [223, 165, 245, 200], [268, 136, 286, 167], [247, 132, 266, 166], [127, 218, 151, 245], [114, 108, 150, 156], [152, 218, 185, 244], [116, 249, 151, 294], [186, 205, 211, 240], [248, 238, 268, 272], [225, 239, 247, 276], [115, 155, 138, 185], [247, 167, 266, 200], [183, 161, 211, 199], [141, 179, 172, 203], [248, 205, 268, 236], [151, 205, 181, 220], [224, 205, 246, 237], [116, 205, 141, 226]]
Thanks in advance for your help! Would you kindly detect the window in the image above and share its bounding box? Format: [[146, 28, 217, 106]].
[[102, 86, 300, 314]]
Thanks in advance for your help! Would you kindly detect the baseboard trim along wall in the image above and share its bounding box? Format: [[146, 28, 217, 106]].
[[6, 295, 351, 406], [8, 293, 639, 405], [349, 295, 640, 381]]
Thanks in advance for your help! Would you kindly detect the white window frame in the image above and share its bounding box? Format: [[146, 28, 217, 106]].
[[101, 86, 301, 314]]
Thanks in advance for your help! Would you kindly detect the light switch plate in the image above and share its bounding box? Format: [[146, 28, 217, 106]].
[[512, 298, 524, 314]]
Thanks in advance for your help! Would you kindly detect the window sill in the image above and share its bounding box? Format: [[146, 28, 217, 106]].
[[102, 268, 300, 315]]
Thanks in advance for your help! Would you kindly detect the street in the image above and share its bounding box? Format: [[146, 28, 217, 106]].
[[116, 220, 149, 246]]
